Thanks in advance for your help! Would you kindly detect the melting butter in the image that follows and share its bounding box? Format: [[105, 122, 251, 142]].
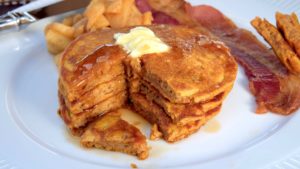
[[114, 27, 170, 58]]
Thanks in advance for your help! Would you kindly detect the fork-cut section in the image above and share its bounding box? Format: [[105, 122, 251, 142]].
[[80, 110, 149, 160]]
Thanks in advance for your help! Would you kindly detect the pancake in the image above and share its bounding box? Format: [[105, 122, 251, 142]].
[[59, 90, 127, 133], [81, 110, 149, 160], [60, 47, 126, 103], [124, 53, 233, 125], [122, 35, 237, 104], [59, 29, 130, 134], [58, 25, 237, 149], [128, 78, 141, 94], [60, 75, 126, 114], [137, 27, 237, 104], [140, 82, 228, 124], [130, 93, 221, 142], [60, 28, 126, 88], [124, 58, 142, 94], [60, 64, 125, 103]]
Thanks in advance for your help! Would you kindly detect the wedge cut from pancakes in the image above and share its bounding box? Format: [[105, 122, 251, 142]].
[[80, 110, 149, 160]]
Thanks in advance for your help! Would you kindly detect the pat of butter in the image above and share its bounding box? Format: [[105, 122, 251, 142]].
[[114, 27, 170, 58]]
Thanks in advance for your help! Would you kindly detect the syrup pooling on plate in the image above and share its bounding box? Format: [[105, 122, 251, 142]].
[[203, 119, 221, 133]]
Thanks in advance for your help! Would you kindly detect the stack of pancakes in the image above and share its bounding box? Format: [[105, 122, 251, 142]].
[[58, 29, 128, 135], [57, 25, 237, 158], [58, 28, 151, 159], [124, 26, 237, 142]]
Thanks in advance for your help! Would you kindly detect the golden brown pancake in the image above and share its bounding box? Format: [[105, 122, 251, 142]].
[[59, 29, 129, 133], [60, 64, 125, 103], [59, 75, 126, 114], [58, 25, 237, 157], [139, 80, 231, 125], [61, 25, 237, 103], [136, 27, 237, 104], [130, 93, 221, 142], [59, 25, 237, 129], [58, 90, 127, 132], [124, 46, 234, 125], [124, 58, 142, 94], [81, 110, 149, 160], [60, 46, 126, 103]]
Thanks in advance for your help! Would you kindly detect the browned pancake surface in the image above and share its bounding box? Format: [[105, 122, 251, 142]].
[[130, 93, 221, 142], [81, 110, 149, 160]]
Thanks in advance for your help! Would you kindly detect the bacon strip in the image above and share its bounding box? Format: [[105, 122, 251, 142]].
[[184, 5, 300, 115], [136, 0, 300, 115]]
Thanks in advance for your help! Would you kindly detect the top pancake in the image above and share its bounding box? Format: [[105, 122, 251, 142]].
[[60, 28, 127, 100], [129, 25, 237, 103], [60, 25, 237, 104]]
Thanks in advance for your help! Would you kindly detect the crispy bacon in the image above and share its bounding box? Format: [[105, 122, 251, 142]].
[[184, 5, 300, 115], [136, 1, 300, 115]]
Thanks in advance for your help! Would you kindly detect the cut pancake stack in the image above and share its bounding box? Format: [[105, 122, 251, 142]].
[[58, 29, 129, 135], [57, 29, 150, 159], [57, 25, 238, 159], [125, 26, 238, 142], [80, 110, 149, 159]]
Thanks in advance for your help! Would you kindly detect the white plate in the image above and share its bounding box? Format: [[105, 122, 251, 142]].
[[1, 1, 300, 169]]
